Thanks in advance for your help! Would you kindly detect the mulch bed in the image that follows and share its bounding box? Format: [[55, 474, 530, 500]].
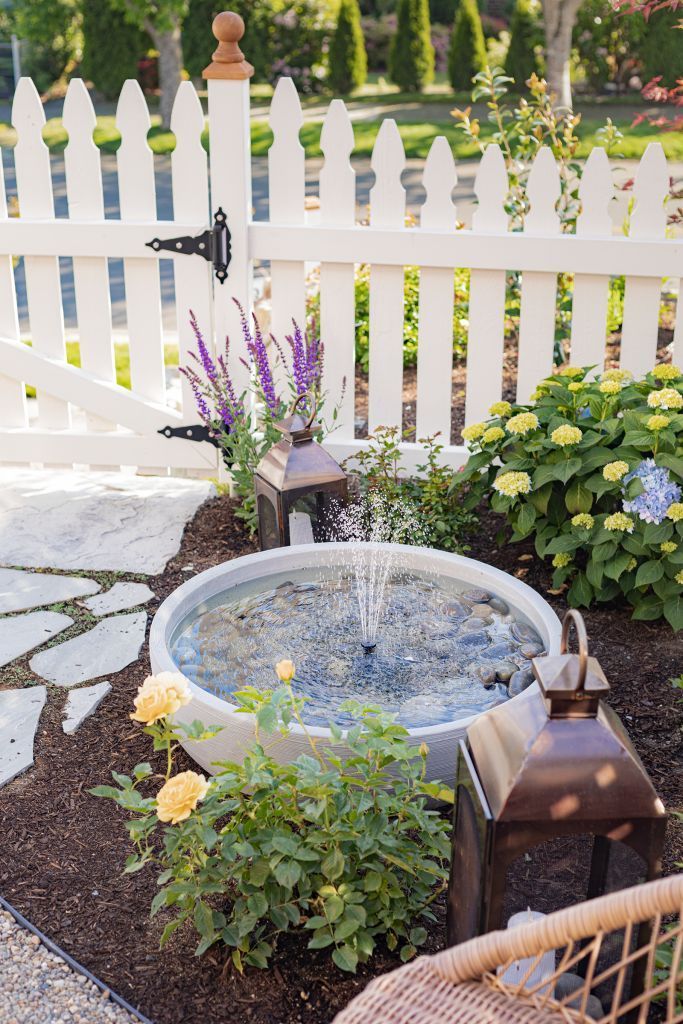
[[1, 492, 682, 1024]]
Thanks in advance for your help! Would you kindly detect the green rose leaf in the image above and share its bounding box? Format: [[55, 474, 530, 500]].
[[321, 847, 345, 881], [332, 944, 359, 973]]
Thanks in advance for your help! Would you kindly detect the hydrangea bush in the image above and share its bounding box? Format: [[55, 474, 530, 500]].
[[460, 364, 683, 629], [92, 664, 453, 975]]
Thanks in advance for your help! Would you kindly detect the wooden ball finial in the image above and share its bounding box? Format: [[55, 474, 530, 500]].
[[202, 10, 254, 81]]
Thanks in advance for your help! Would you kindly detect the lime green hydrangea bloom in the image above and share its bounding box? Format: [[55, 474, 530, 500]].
[[676, 570, 683, 586], [552, 553, 572, 568], [489, 401, 512, 417], [604, 512, 635, 533], [599, 380, 621, 395], [601, 368, 633, 383], [568, 381, 588, 393], [626, 558, 637, 572], [661, 541, 678, 554], [652, 363, 681, 381], [647, 388, 683, 410], [559, 366, 585, 378], [603, 461, 629, 482], [647, 414, 670, 431], [506, 413, 540, 435], [493, 471, 532, 497], [666, 502, 683, 522], [551, 424, 583, 446], [571, 513, 594, 529], [482, 426, 505, 444], [462, 422, 487, 442]]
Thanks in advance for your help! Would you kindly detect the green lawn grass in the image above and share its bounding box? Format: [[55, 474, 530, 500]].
[[1, 112, 680, 162], [24, 339, 179, 398]]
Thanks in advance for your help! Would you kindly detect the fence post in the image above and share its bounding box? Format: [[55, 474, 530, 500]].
[[203, 11, 254, 400]]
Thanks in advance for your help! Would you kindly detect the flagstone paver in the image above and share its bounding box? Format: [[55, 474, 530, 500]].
[[82, 582, 154, 617], [0, 469, 215, 574], [29, 612, 147, 687], [0, 568, 100, 614], [62, 682, 112, 734], [0, 612, 74, 668], [0, 687, 47, 787]]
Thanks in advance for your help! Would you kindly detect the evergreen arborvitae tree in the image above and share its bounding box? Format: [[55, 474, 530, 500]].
[[328, 0, 367, 94], [504, 0, 541, 89], [81, 0, 149, 99], [448, 0, 486, 91], [640, 7, 683, 86], [388, 0, 435, 93]]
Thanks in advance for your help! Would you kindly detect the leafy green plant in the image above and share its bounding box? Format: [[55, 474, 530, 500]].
[[504, 0, 543, 89], [92, 673, 452, 973], [328, 0, 367, 94], [347, 427, 476, 552], [448, 0, 487, 91], [81, 0, 150, 99], [389, 0, 435, 92], [459, 364, 683, 628]]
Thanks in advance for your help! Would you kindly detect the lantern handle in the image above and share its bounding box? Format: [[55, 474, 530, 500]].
[[289, 391, 317, 430], [560, 609, 588, 692]]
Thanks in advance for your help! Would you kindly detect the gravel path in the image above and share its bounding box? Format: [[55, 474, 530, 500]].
[[0, 909, 140, 1024]]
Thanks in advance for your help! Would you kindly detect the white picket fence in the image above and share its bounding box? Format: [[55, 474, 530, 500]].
[[1, 18, 683, 473]]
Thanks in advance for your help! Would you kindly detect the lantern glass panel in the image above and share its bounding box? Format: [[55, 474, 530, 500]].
[[257, 493, 280, 550]]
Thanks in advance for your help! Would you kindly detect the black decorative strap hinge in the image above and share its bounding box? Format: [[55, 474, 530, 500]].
[[146, 207, 231, 284], [157, 424, 222, 448]]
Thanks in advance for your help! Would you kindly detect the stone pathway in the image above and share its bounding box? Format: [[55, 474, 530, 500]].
[[0, 469, 214, 791], [0, 908, 141, 1024]]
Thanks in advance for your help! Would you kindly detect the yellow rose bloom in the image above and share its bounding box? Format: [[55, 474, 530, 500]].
[[493, 471, 532, 497], [130, 672, 192, 725], [603, 461, 629, 482], [275, 659, 296, 682], [676, 571, 683, 586], [551, 424, 583, 447], [559, 366, 585, 378], [552, 553, 572, 568], [652, 363, 681, 381], [155, 771, 209, 824], [604, 512, 635, 533], [488, 401, 512, 417], [571, 513, 594, 529], [666, 503, 683, 522], [661, 541, 678, 554], [647, 387, 683, 410], [462, 421, 487, 442], [506, 412, 540, 436], [601, 368, 632, 383], [482, 426, 505, 444], [647, 414, 670, 431], [599, 380, 621, 395]]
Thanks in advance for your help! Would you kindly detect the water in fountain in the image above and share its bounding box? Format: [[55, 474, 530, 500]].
[[328, 493, 424, 652]]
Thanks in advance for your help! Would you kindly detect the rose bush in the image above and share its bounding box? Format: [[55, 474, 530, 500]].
[[460, 364, 683, 629], [92, 667, 453, 974]]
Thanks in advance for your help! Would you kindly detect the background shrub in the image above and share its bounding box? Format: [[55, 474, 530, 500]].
[[571, 0, 645, 93], [448, 0, 487, 91], [638, 6, 683, 86], [81, 0, 149, 99], [389, 0, 435, 91], [361, 13, 396, 70], [328, 0, 367, 94], [504, 0, 542, 87]]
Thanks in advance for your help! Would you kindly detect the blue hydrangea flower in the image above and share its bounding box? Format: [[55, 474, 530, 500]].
[[622, 459, 682, 524]]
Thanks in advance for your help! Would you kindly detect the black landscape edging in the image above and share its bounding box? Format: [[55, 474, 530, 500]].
[[0, 893, 154, 1024]]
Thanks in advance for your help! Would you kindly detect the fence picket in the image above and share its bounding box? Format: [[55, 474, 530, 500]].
[[12, 77, 69, 430], [465, 144, 509, 426], [620, 143, 668, 377], [0, 142, 25, 430], [416, 135, 456, 441], [516, 146, 561, 401], [268, 77, 306, 391], [63, 78, 115, 436], [116, 79, 165, 406], [368, 119, 405, 431], [170, 81, 214, 427], [319, 99, 356, 439], [569, 148, 613, 374]]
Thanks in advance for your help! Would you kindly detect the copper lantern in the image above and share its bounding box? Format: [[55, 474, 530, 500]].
[[254, 394, 348, 550], [447, 609, 667, 948]]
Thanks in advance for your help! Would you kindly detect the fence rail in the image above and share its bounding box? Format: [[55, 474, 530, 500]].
[[0, 11, 682, 474]]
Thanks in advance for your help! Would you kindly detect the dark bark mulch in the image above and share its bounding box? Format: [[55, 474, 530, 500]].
[[0, 494, 681, 1024]]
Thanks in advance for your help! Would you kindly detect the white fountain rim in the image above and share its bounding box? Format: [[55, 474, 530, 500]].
[[150, 542, 563, 740]]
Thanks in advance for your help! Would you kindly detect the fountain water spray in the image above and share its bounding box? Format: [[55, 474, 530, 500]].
[[330, 494, 424, 651]]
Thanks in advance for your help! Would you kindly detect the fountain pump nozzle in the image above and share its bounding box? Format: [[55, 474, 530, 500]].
[[361, 640, 377, 653]]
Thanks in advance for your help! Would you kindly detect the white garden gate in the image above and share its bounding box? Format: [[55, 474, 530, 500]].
[[1, 10, 682, 474]]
